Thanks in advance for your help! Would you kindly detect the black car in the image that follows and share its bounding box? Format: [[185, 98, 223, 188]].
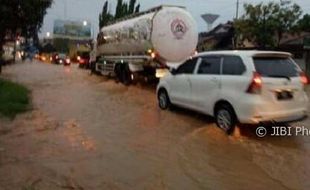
[[57, 54, 71, 66]]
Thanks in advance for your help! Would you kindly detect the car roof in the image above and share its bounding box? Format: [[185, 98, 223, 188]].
[[195, 50, 292, 58]]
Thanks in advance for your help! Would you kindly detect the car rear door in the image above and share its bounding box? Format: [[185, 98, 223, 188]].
[[220, 55, 249, 110], [253, 55, 307, 113], [190, 56, 221, 115]]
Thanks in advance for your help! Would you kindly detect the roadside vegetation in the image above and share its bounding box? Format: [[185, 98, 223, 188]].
[[0, 78, 30, 118], [234, 0, 307, 49], [99, 0, 140, 28]]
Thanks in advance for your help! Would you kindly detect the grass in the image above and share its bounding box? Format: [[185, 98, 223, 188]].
[[0, 78, 30, 118]]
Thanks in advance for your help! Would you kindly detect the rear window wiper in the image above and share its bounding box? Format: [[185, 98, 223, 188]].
[[265, 75, 291, 81]]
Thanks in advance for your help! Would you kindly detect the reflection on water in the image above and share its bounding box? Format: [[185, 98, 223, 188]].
[[64, 66, 72, 74]]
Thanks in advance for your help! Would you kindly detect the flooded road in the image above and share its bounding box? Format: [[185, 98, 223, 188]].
[[1, 61, 310, 190]]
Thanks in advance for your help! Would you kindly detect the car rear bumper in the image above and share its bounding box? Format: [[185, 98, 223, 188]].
[[260, 113, 308, 124], [239, 108, 308, 124]]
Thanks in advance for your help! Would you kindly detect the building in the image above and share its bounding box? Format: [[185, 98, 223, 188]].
[[278, 32, 310, 72], [197, 21, 234, 52]]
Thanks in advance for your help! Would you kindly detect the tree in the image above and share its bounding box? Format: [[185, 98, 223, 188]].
[[273, 1, 302, 47], [134, 4, 140, 13], [19, 0, 53, 45], [115, 0, 124, 19], [99, 1, 113, 28], [298, 14, 310, 32], [128, 0, 136, 14], [234, 1, 302, 49], [99, 0, 140, 29], [0, 0, 52, 57], [128, 0, 140, 14], [234, 2, 277, 48], [122, 2, 129, 16]]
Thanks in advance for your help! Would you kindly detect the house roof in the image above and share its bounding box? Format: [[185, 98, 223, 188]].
[[199, 21, 233, 39], [280, 32, 310, 45]]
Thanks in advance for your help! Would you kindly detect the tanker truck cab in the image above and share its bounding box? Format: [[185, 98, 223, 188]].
[[94, 5, 198, 85]]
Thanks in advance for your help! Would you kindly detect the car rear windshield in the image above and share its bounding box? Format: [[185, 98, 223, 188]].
[[253, 57, 299, 78], [59, 54, 66, 58]]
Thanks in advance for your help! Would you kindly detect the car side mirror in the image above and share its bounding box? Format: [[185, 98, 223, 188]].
[[170, 68, 177, 75]]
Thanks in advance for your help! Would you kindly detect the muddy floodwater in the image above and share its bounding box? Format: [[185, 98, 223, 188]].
[[1, 61, 310, 190]]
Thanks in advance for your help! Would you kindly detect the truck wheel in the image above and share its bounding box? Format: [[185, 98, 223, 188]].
[[121, 63, 132, 86], [114, 64, 123, 83], [89, 62, 96, 75]]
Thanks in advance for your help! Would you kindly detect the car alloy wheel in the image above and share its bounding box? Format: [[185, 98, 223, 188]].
[[158, 90, 170, 110], [217, 109, 232, 131], [215, 104, 236, 134]]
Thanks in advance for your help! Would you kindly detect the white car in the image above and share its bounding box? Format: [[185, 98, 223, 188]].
[[157, 51, 309, 134]]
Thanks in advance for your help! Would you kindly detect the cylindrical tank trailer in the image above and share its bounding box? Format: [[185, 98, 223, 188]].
[[97, 5, 198, 63], [93, 5, 198, 84]]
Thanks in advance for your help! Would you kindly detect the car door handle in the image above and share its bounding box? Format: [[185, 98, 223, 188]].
[[210, 77, 218, 82]]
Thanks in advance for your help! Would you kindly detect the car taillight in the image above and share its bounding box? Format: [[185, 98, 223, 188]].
[[300, 72, 308, 85], [247, 72, 262, 94], [66, 58, 70, 63], [151, 52, 156, 59]]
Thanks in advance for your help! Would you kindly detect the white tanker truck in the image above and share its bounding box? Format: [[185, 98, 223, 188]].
[[91, 5, 198, 85]]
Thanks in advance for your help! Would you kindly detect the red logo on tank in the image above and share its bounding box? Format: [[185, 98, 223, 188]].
[[171, 19, 188, 39]]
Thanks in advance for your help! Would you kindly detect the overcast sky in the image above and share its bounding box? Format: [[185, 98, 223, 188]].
[[40, 0, 310, 38]]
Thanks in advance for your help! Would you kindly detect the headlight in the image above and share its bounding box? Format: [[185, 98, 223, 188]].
[[156, 68, 169, 78]]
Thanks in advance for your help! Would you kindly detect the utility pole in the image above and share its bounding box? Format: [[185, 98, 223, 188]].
[[234, 0, 240, 50], [235, 0, 239, 19]]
